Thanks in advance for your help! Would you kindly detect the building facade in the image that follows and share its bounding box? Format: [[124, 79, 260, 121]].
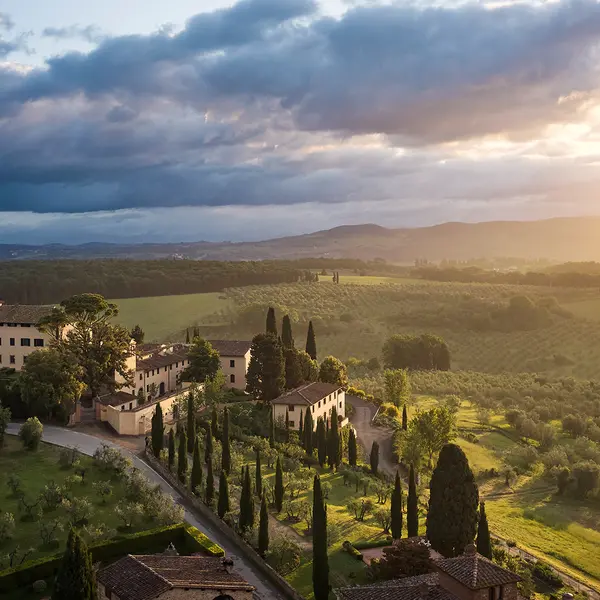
[[207, 340, 252, 390]]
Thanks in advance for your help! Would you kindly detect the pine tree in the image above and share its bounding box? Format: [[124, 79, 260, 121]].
[[328, 407, 340, 469], [187, 390, 196, 454], [205, 459, 215, 506], [177, 429, 188, 484], [205, 422, 213, 464], [151, 403, 164, 458], [52, 529, 96, 600], [407, 464, 419, 537], [312, 475, 330, 600], [306, 320, 317, 360], [255, 448, 263, 498], [426, 443, 479, 557], [348, 428, 357, 467], [269, 409, 275, 448], [240, 465, 255, 532], [275, 455, 284, 512], [258, 494, 269, 557], [316, 417, 327, 467], [222, 407, 231, 474], [476, 501, 492, 559], [266, 307, 278, 336], [168, 429, 175, 470], [304, 408, 314, 456], [191, 437, 203, 496], [402, 405, 408, 431], [391, 471, 403, 539], [370, 441, 379, 475], [246, 333, 285, 401], [211, 405, 219, 438], [218, 470, 230, 518], [282, 314, 294, 349]]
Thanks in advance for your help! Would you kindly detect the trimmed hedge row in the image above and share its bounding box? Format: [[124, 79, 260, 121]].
[[0, 522, 223, 591], [353, 537, 393, 550], [342, 541, 364, 561]]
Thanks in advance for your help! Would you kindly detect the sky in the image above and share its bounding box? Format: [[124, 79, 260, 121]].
[[2, 0, 600, 244]]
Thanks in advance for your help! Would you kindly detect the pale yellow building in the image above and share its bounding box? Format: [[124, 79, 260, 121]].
[[271, 382, 347, 430], [207, 340, 252, 390]]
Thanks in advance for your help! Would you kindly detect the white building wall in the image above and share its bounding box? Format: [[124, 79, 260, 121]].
[[272, 390, 345, 430]]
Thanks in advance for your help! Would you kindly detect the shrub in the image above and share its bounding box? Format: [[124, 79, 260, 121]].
[[19, 418, 43, 451], [0, 513, 15, 544], [354, 537, 393, 550], [93, 443, 132, 479], [342, 541, 364, 561], [58, 447, 80, 470], [532, 562, 562, 588], [266, 535, 302, 575]]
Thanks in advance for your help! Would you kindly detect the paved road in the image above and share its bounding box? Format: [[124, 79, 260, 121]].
[[6, 424, 279, 600]]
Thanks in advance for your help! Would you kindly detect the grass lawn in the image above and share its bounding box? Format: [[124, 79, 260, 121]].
[[111, 292, 232, 341]]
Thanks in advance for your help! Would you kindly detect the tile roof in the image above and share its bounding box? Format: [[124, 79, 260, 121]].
[[98, 391, 136, 407], [0, 304, 55, 325], [137, 352, 187, 371], [208, 339, 252, 357], [271, 381, 343, 405], [434, 551, 522, 590], [336, 574, 458, 600]]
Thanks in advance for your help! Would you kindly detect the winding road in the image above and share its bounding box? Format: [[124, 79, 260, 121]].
[[6, 424, 279, 600]]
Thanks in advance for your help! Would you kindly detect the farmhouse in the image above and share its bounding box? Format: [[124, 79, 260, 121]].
[[207, 339, 252, 390], [271, 382, 347, 430]]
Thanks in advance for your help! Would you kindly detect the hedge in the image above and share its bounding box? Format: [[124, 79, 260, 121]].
[[353, 537, 393, 550], [0, 522, 223, 591], [342, 541, 364, 561]]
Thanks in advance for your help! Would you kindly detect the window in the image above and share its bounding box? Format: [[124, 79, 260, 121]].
[[164, 367, 167, 372], [22, 323, 30, 328], [139, 373, 143, 381], [170, 365, 172, 370], [20, 338, 31, 346], [9, 338, 15, 346], [146, 385, 150, 392], [152, 369, 155, 376], [9, 355, 15, 364], [230, 374, 236, 384], [121, 405, 125, 411], [0, 355, 2, 363], [288, 404, 295, 412], [7, 323, 17, 327], [289, 421, 295, 428], [230, 359, 235, 368], [146, 371, 149, 377], [489, 589, 494, 600], [129, 403, 133, 410], [312, 406, 315, 412], [34, 338, 44, 347], [176, 362, 179, 368], [339, 402, 342, 409], [318, 401, 321, 408]]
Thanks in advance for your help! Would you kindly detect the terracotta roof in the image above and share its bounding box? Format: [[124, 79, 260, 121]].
[[434, 551, 522, 590], [337, 574, 458, 600], [271, 382, 343, 405], [208, 340, 252, 357], [98, 391, 136, 407], [0, 304, 55, 325], [137, 352, 187, 371]]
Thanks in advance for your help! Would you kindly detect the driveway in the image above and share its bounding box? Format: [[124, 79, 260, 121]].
[[6, 424, 279, 600]]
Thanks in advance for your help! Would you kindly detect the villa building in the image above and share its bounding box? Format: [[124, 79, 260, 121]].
[[207, 340, 252, 390]]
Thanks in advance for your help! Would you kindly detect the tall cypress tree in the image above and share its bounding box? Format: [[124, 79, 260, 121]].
[[191, 437, 203, 496], [476, 501, 492, 559], [258, 494, 269, 557], [266, 307, 278, 336], [218, 471, 230, 518], [255, 448, 263, 498], [177, 429, 188, 484], [407, 463, 419, 537], [269, 409, 275, 448], [240, 465, 255, 532], [52, 529, 96, 600], [312, 475, 329, 600], [285, 408, 290, 437], [299, 409, 304, 440], [168, 429, 175, 470], [282, 314, 294, 349], [370, 441, 380, 475], [186, 328, 190, 344], [211, 405, 219, 439], [426, 443, 479, 557], [205, 459, 215, 506], [402, 405, 408, 431], [222, 407, 231, 474], [316, 417, 327, 467], [193, 326, 200, 339], [275, 455, 284, 512], [304, 408, 314, 456], [204, 422, 213, 465], [151, 403, 164, 459], [348, 428, 357, 467], [187, 391, 196, 454], [306, 321, 317, 360], [391, 470, 403, 539], [328, 407, 340, 469]]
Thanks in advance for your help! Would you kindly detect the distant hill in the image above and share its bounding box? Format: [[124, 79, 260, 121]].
[[2, 217, 600, 262]]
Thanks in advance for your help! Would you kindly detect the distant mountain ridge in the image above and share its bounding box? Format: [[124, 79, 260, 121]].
[[2, 217, 600, 262]]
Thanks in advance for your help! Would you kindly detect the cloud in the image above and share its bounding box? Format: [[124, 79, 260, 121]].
[[0, 13, 14, 31], [0, 13, 31, 58], [42, 25, 106, 44]]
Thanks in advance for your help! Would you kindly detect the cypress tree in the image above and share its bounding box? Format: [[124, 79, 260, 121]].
[[391, 470, 403, 539], [275, 455, 284, 512], [402, 405, 408, 431], [205, 459, 215, 506], [299, 409, 304, 441], [177, 429, 188, 484], [218, 471, 230, 518], [211, 405, 219, 438], [222, 407, 231, 474], [255, 448, 263, 498], [304, 408, 314, 456], [266, 307, 278, 336], [426, 443, 479, 557], [240, 465, 255, 532], [204, 422, 213, 465], [258, 494, 269, 557], [269, 409, 275, 448], [187, 391, 196, 453], [52, 529, 96, 600], [407, 463, 419, 537], [306, 320, 317, 360], [193, 325, 200, 338], [312, 475, 330, 600], [186, 328, 190, 344], [370, 441, 379, 475], [476, 501, 492, 559], [285, 408, 290, 437], [328, 407, 340, 469], [282, 314, 294, 349], [316, 417, 327, 467], [168, 429, 175, 470], [348, 428, 357, 467], [151, 403, 164, 459], [191, 437, 203, 496]]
